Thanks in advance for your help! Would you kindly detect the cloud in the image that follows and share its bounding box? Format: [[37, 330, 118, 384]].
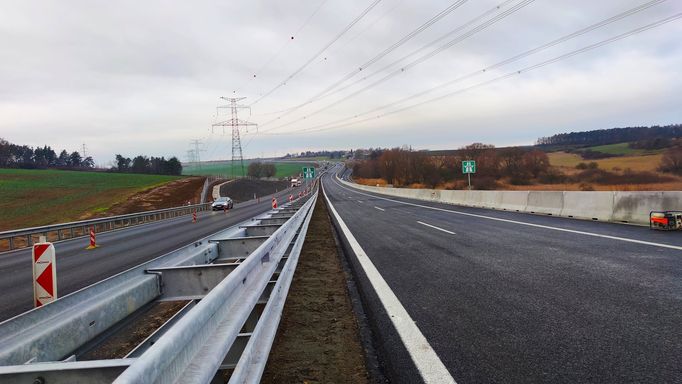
[[0, 0, 680, 162]]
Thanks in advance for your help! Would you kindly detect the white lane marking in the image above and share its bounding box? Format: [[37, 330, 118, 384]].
[[374, 206, 385, 212], [332, 174, 682, 252], [357, 200, 364, 203], [418, 221, 455, 235], [323, 185, 457, 384]]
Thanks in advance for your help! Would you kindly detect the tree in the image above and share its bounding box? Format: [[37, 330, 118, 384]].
[[247, 162, 262, 178], [522, 150, 550, 178], [68, 151, 82, 167], [131, 155, 150, 173], [0, 138, 12, 167], [658, 146, 682, 175], [166, 157, 182, 175], [82, 156, 95, 168], [115, 154, 131, 172], [57, 150, 70, 167], [262, 163, 276, 178]]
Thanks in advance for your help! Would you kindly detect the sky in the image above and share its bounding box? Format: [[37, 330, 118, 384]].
[[0, 0, 680, 166]]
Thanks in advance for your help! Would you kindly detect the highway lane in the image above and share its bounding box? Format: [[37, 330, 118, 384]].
[[0, 187, 303, 322], [323, 168, 682, 383]]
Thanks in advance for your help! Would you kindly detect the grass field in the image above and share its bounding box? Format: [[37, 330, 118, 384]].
[[182, 160, 314, 178], [580, 142, 663, 156], [0, 169, 180, 231], [547, 151, 663, 172]]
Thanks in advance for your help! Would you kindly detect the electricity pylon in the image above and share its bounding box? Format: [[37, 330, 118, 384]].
[[211, 97, 257, 179]]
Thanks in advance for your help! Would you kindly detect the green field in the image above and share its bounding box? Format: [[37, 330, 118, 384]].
[[182, 160, 314, 178], [0, 168, 180, 231], [581, 142, 663, 156]]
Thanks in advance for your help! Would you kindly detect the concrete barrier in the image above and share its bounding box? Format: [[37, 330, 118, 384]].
[[561, 192, 614, 222], [337, 174, 682, 226], [497, 191, 529, 212], [612, 191, 682, 224], [525, 191, 564, 216]]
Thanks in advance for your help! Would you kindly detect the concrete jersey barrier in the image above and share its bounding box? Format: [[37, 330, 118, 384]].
[[336, 175, 682, 225]]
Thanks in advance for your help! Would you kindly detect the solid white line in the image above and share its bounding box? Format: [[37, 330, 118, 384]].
[[374, 206, 385, 212], [324, 185, 456, 384], [332, 174, 682, 252], [418, 221, 455, 235]]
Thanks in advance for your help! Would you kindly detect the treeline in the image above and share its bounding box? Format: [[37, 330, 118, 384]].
[[113, 154, 182, 175], [536, 124, 682, 147], [0, 138, 94, 169], [284, 150, 347, 159], [352, 144, 554, 189], [247, 161, 277, 178]]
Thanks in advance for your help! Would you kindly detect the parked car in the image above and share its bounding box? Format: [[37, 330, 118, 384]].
[[212, 196, 234, 210]]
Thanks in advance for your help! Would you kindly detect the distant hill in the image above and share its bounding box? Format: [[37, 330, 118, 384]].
[[536, 124, 682, 148]]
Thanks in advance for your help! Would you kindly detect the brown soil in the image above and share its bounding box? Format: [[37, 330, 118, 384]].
[[80, 177, 205, 219], [81, 301, 188, 360], [261, 195, 370, 384]]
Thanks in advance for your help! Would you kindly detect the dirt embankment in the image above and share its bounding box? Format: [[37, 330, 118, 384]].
[[80, 177, 205, 219], [261, 195, 370, 384], [219, 179, 290, 203]]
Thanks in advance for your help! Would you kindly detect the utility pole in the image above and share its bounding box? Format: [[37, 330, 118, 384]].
[[212, 97, 257, 179], [189, 139, 205, 170]]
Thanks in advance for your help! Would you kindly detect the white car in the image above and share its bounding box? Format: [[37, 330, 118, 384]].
[[212, 196, 234, 210]]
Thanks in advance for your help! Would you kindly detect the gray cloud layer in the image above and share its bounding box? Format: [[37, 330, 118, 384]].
[[0, 0, 680, 164]]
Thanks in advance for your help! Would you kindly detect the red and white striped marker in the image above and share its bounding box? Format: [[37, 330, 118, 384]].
[[192, 209, 197, 223], [289, 194, 293, 202], [272, 197, 278, 209], [33, 241, 57, 307], [85, 227, 98, 249]]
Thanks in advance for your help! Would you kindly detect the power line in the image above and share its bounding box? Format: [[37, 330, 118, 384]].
[[261, 0, 535, 133], [234, 0, 330, 96], [254, 0, 470, 121], [212, 97, 257, 178], [249, 0, 383, 107], [266, 11, 682, 136]]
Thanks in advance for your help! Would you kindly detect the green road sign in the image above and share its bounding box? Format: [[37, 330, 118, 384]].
[[302, 167, 315, 179], [462, 160, 476, 174]]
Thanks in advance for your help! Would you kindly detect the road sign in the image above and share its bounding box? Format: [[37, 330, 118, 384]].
[[33, 241, 57, 307], [302, 167, 315, 179], [462, 160, 476, 174]]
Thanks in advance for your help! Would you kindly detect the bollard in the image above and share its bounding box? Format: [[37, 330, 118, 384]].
[[33, 240, 57, 307], [193, 209, 197, 223], [85, 227, 98, 249]]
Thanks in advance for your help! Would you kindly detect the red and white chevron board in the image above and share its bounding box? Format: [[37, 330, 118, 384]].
[[32, 242, 57, 307]]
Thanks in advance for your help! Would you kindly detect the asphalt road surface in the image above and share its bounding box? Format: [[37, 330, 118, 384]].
[[0, 187, 303, 322], [323, 166, 681, 384]]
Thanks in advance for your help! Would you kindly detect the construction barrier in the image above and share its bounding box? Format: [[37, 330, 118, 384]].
[[85, 227, 98, 250], [272, 197, 278, 209], [337, 175, 682, 225], [192, 209, 197, 223], [33, 241, 57, 307]]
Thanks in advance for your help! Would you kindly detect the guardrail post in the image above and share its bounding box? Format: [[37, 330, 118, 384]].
[[9, 237, 14, 251], [27, 234, 32, 247]]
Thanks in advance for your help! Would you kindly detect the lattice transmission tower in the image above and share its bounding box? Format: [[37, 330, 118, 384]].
[[212, 97, 257, 179]]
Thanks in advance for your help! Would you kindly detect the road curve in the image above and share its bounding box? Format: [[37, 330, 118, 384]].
[[323, 166, 681, 383]]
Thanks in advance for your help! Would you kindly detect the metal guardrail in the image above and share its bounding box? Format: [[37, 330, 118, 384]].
[[0, 177, 321, 383], [0, 202, 212, 252]]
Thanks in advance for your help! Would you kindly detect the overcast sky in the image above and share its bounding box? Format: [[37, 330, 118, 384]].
[[1, 0, 680, 165]]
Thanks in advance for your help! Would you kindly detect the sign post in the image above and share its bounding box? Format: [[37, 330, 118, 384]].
[[32, 240, 57, 307], [302, 167, 315, 190], [462, 160, 476, 190]]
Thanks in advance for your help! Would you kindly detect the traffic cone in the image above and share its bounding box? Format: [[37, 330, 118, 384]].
[[85, 227, 98, 249]]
